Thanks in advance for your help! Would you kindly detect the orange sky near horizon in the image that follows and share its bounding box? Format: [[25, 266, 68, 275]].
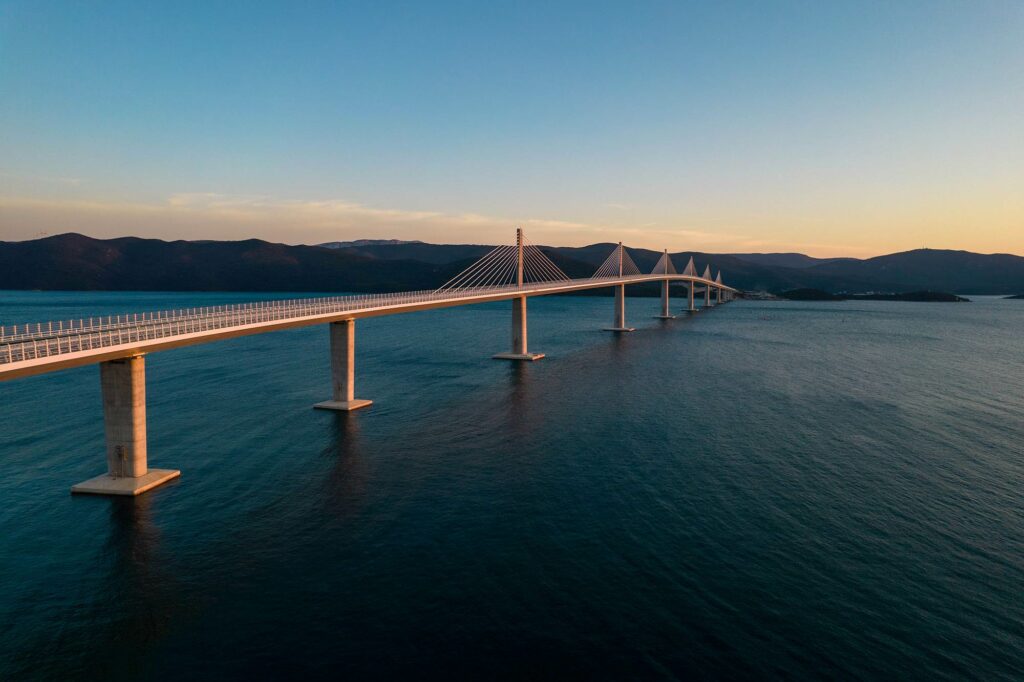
[[1, 190, 1022, 259]]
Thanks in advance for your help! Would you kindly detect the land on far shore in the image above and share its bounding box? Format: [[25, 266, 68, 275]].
[[777, 289, 969, 302], [2, 233, 1024, 295]]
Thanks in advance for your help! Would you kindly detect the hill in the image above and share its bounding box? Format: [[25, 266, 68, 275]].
[[0, 234, 451, 292], [779, 288, 969, 302], [319, 242, 493, 265], [0, 233, 599, 293], [320, 239, 424, 248], [727, 253, 852, 269], [1, 234, 1024, 295], [803, 249, 1024, 295]]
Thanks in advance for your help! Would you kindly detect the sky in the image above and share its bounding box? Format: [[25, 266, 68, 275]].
[[1, 1, 1022, 257]]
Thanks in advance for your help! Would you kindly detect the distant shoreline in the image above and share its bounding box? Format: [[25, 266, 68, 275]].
[[775, 289, 970, 302]]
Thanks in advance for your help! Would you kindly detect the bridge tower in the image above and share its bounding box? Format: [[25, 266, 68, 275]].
[[652, 249, 676, 319], [433, 227, 568, 360], [681, 257, 697, 313], [493, 227, 545, 360], [702, 265, 713, 308], [596, 242, 637, 332]]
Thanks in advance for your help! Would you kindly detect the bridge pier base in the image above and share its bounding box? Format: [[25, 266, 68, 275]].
[[605, 284, 636, 332], [314, 320, 373, 411], [494, 296, 544, 361], [686, 284, 697, 313], [655, 279, 675, 319], [71, 355, 180, 496], [705, 287, 713, 308]]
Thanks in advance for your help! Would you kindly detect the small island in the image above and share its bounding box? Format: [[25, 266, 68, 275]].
[[779, 288, 969, 302], [1006, 294, 1024, 299]]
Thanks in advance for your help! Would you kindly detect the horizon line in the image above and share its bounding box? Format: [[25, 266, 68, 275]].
[[6, 230, 1024, 262]]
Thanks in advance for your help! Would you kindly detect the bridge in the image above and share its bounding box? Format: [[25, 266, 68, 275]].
[[0, 230, 737, 496]]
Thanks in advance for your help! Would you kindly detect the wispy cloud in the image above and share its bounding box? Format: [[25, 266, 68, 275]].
[[0, 194, 600, 246], [1, 172, 85, 186], [0, 192, 796, 253]]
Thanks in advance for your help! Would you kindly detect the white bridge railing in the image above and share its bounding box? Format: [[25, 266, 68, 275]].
[[0, 274, 715, 366]]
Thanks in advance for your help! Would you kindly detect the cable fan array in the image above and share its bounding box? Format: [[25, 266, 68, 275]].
[[681, 257, 697, 277], [435, 232, 570, 292], [651, 252, 677, 275], [592, 244, 643, 278]]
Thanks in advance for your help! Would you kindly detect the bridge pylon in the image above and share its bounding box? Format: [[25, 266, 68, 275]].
[[653, 249, 676, 319], [680, 257, 698, 313], [450, 227, 567, 360], [702, 265, 714, 308], [595, 242, 639, 332]]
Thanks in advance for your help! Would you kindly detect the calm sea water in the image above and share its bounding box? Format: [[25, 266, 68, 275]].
[[1, 290, 1022, 680]]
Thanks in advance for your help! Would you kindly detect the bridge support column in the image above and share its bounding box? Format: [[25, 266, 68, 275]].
[[604, 284, 635, 332], [71, 355, 180, 496], [493, 296, 544, 361], [686, 283, 696, 313], [717, 287, 722, 304], [705, 285, 713, 308], [314, 320, 372, 411], [655, 280, 675, 319]]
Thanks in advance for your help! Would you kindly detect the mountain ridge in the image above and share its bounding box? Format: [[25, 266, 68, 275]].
[[2, 233, 1023, 295]]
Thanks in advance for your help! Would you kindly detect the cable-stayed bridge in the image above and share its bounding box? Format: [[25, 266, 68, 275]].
[[0, 229, 736, 496]]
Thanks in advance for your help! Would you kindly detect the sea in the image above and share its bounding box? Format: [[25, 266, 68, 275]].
[[1, 290, 1022, 680]]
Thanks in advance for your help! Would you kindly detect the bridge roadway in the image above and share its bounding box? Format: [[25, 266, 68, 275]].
[[0, 273, 735, 381], [0, 242, 737, 496]]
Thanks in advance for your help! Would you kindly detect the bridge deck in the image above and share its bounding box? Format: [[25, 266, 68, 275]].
[[0, 274, 734, 381]]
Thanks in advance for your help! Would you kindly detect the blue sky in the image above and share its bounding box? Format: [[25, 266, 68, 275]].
[[1, 1, 1022, 255]]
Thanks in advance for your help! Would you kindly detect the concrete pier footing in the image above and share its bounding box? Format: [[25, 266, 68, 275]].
[[494, 296, 544, 360], [314, 398, 373, 411], [71, 355, 180, 496], [314, 319, 373, 411], [72, 469, 180, 496], [492, 352, 545, 361]]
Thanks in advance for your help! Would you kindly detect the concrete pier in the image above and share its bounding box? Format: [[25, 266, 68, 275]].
[[314, 319, 372, 411], [705, 285, 713, 308], [71, 355, 180, 496], [494, 295, 544, 361], [605, 284, 636, 332], [655, 279, 675, 319]]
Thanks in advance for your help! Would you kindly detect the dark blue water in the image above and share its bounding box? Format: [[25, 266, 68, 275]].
[[1, 290, 1023, 680]]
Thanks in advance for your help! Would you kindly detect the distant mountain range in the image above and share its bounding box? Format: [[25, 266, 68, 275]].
[[2, 233, 1024, 295], [725, 252, 854, 269], [320, 238, 425, 249]]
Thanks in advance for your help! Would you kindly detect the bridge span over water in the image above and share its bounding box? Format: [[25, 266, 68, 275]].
[[0, 230, 737, 496]]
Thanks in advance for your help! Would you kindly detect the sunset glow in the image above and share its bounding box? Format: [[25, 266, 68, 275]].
[[2, 1, 1022, 256]]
